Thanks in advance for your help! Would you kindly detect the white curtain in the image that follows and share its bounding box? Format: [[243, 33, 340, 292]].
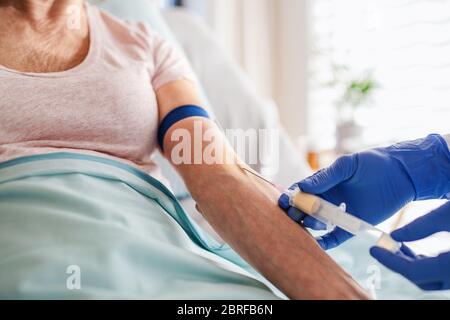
[[182, 0, 310, 140]]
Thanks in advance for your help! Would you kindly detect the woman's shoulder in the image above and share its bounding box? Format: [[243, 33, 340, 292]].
[[89, 3, 158, 54]]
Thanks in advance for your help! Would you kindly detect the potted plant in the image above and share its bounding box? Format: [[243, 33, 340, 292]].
[[327, 64, 378, 152]]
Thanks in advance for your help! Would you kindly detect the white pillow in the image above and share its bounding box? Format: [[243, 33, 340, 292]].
[[92, 0, 178, 44]]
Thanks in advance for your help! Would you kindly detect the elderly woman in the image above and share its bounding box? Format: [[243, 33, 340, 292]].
[[0, 0, 367, 299]]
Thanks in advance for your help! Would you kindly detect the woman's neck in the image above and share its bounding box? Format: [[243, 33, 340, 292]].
[[0, 0, 90, 73], [0, 0, 85, 31]]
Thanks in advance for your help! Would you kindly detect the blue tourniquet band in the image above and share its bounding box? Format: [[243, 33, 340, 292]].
[[158, 105, 210, 151]]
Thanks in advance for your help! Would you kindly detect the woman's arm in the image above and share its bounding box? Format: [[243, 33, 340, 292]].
[[156, 80, 369, 300]]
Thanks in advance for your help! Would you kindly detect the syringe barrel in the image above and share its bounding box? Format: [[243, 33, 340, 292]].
[[289, 190, 365, 234], [288, 189, 401, 253]]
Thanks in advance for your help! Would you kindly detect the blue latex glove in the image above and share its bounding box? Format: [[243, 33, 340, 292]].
[[371, 201, 450, 291], [279, 134, 450, 250]]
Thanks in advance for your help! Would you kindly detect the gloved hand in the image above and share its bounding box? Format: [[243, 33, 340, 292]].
[[279, 134, 450, 250], [371, 201, 450, 291]]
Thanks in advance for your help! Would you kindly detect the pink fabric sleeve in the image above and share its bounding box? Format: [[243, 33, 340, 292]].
[[149, 29, 196, 91]]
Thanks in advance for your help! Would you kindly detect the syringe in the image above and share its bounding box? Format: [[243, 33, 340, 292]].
[[239, 165, 401, 253], [286, 187, 402, 253]]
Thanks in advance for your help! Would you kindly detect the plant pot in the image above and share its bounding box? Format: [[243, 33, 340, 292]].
[[336, 122, 364, 153]]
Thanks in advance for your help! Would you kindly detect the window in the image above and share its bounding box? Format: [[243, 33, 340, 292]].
[[308, 0, 450, 150]]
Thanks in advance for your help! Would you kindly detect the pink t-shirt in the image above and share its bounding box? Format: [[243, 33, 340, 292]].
[[0, 3, 194, 178]]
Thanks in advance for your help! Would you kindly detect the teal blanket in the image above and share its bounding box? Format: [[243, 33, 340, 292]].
[[0, 153, 279, 299]]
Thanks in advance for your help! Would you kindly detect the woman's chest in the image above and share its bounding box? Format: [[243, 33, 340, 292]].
[[0, 28, 90, 74], [0, 45, 89, 74], [0, 67, 158, 150]]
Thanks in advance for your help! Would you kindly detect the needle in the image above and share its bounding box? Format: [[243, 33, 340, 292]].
[[239, 165, 281, 189]]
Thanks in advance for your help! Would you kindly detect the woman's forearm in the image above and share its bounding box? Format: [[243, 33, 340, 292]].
[[163, 118, 368, 300]]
